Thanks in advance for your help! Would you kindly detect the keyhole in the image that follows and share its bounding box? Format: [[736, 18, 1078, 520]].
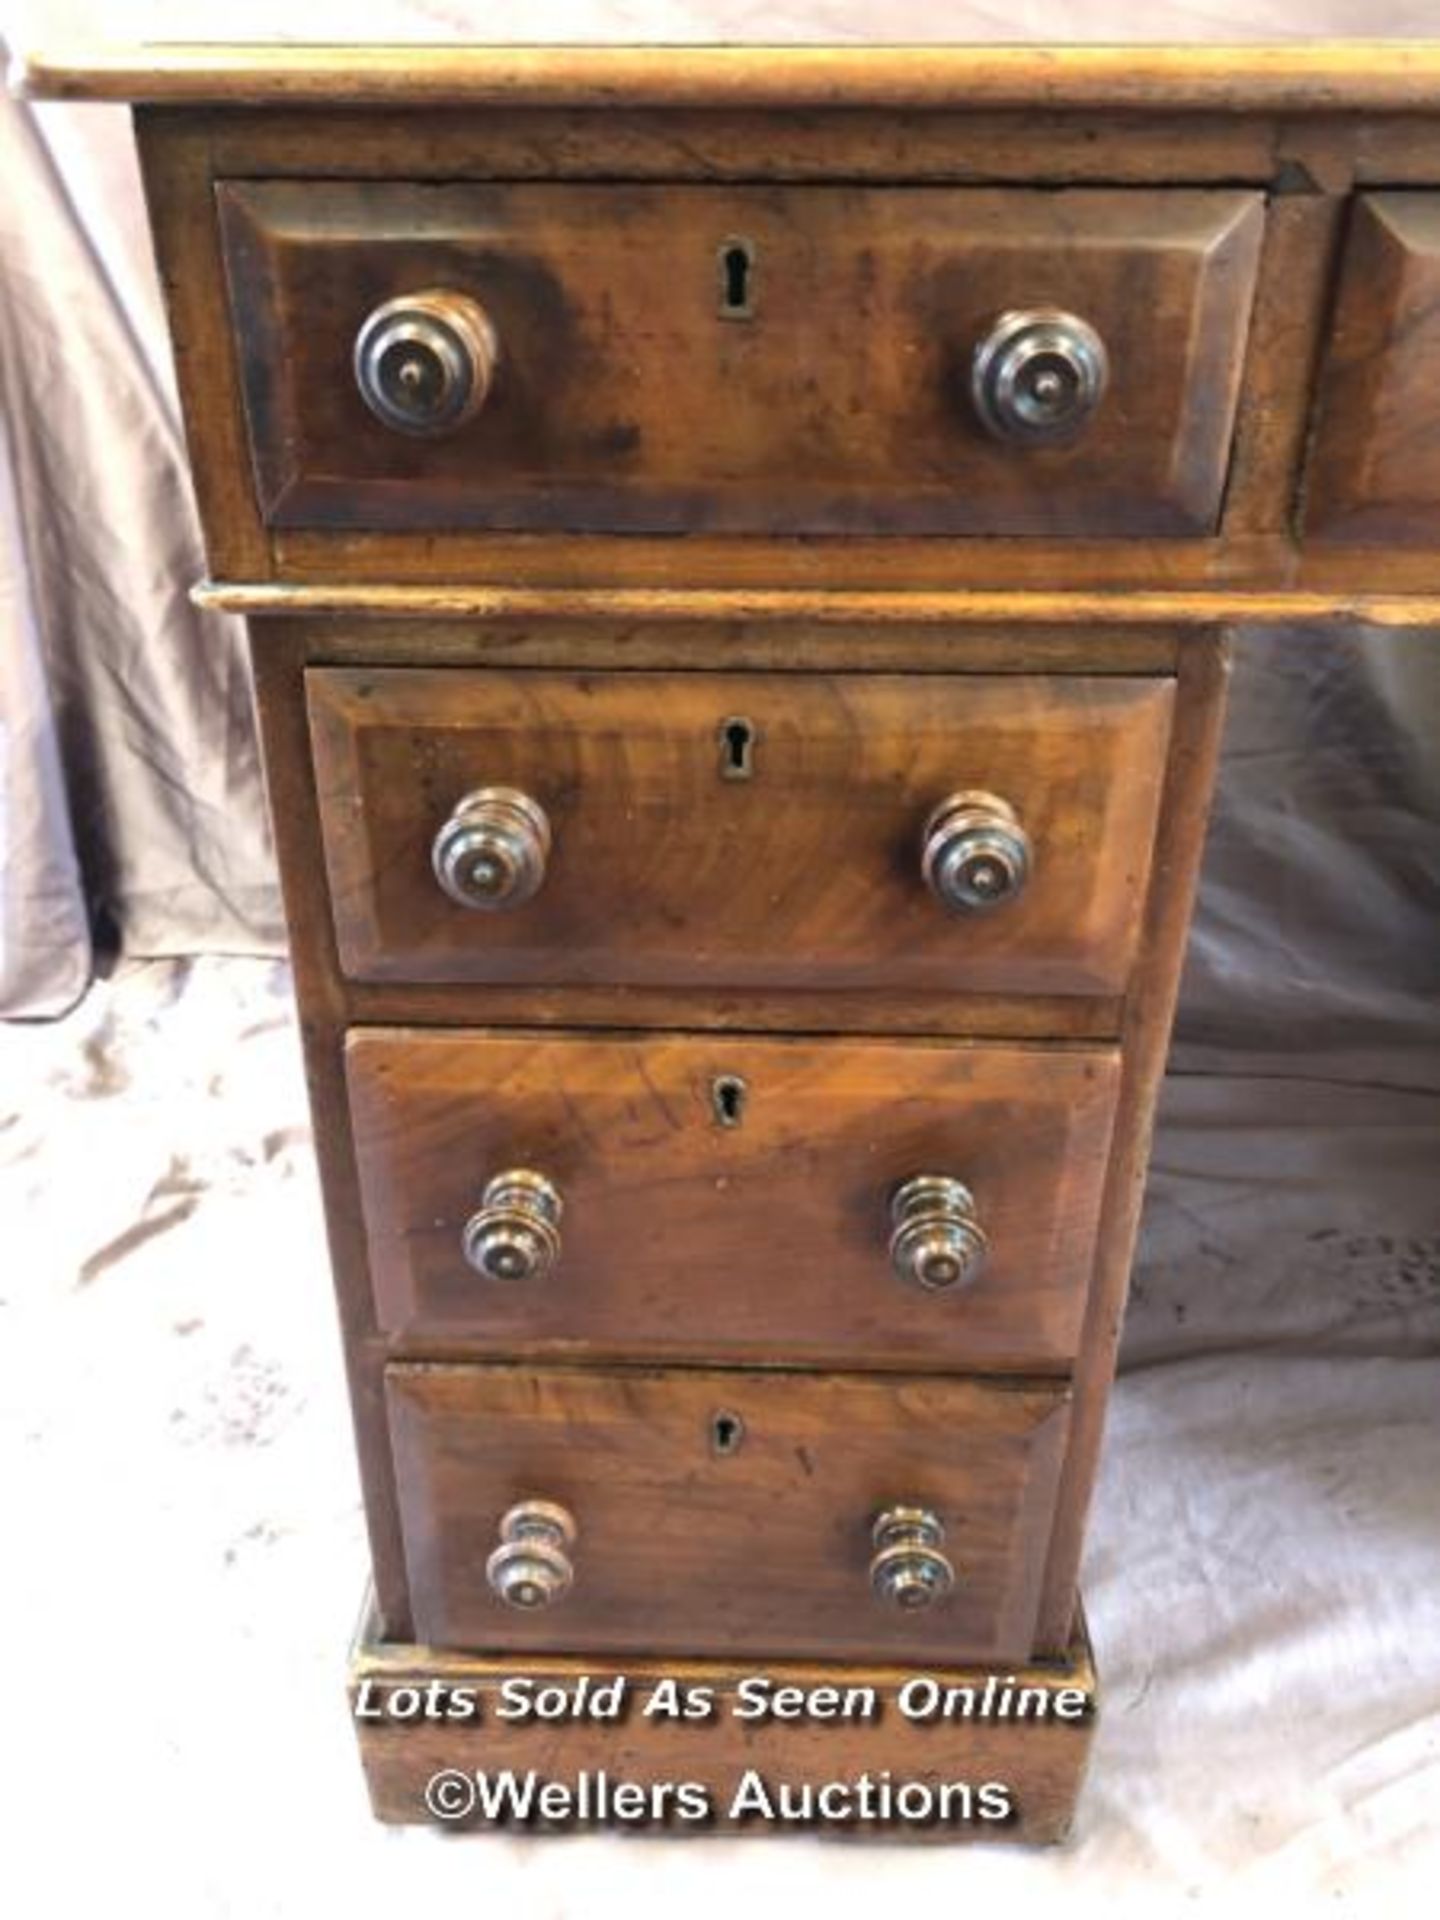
[[711, 1074, 748, 1128], [718, 716, 756, 781], [711, 1409, 745, 1456], [718, 239, 755, 318]]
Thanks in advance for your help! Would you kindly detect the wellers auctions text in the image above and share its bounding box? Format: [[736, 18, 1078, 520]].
[[375, 1672, 1095, 1828], [422, 1766, 1016, 1828]]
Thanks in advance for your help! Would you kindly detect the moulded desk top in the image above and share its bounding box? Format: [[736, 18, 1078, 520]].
[[11, 1, 1440, 109]]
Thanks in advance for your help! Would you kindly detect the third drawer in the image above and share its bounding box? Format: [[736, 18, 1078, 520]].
[[347, 1027, 1119, 1369]]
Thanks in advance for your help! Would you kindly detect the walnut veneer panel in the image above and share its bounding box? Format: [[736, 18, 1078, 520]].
[[218, 181, 1262, 538], [386, 1361, 1071, 1663], [307, 666, 1174, 998], [347, 1026, 1120, 1369], [1305, 192, 1440, 543]]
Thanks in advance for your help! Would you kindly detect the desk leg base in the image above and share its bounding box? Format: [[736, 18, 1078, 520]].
[[348, 1595, 1097, 1843]]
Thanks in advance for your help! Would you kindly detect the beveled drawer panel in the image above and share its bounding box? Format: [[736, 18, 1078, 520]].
[[386, 1361, 1071, 1662], [220, 180, 1261, 538], [309, 667, 1173, 997], [1306, 194, 1440, 543], [347, 1027, 1119, 1369]]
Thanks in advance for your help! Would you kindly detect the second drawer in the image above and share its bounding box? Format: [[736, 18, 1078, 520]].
[[308, 666, 1174, 999], [348, 1027, 1119, 1368]]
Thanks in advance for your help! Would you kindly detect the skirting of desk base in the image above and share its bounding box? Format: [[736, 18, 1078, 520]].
[[348, 1595, 1097, 1843]]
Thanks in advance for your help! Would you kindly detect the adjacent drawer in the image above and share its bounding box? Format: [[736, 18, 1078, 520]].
[[1306, 193, 1440, 543], [347, 1027, 1118, 1369], [309, 667, 1173, 997], [220, 181, 1262, 538], [386, 1361, 1070, 1661]]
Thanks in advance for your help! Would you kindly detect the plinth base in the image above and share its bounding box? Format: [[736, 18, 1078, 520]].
[[349, 1597, 1097, 1843]]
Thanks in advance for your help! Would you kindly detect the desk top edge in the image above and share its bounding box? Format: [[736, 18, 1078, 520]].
[[188, 581, 1440, 629], [15, 40, 1440, 112]]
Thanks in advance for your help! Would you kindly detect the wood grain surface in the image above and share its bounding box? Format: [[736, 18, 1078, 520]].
[[219, 180, 1261, 539], [179, 102, 1282, 186], [207, 578, 1440, 623], [386, 1361, 1071, 1663], [1034, 630, 1230, 1651], [349, 1594, 1097, 1841], [308, 667, 1174, 997], [134, 99, 1440, 595], [1305, 192, 1440, 543], [23, 40, 1440, 113], [346, 1026, 1119, 1368]]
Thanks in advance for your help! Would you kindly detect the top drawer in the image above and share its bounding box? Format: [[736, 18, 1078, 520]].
[[218, 181, 1262, 539]]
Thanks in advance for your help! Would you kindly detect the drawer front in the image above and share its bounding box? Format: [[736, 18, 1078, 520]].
[[1306, 194, 1440, 543], [386, 1362, 1071, 1662], [347, 1028, 1118, 1369], [309, 667, 1173, 997], [221, 181, 1261, 538]]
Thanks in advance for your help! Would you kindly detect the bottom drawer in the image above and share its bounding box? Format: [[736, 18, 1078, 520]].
[[387, 1362, 1071, 1663]]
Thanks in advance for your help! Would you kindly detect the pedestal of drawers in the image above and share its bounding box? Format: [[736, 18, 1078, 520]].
[[242, 614, 1227, 1838]]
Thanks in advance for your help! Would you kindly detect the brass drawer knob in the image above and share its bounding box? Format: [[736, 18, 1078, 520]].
[[463, 1170, 564, 1282], [971, 307, 1109, 445], [871, 1506, 955, 1611], [890, 1174, 989, 1293], [922, 790, 1031, 914], [486, 1499, 577, 1610], [431, 787, 551, 911], [354, 288, 497, 436]]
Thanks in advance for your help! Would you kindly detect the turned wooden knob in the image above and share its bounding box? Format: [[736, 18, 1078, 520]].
[[486, 1500, 577, 1610], [431, 788, 551, 912], [922, 790, 1031, 914], [870, 1506, 955, 1611], [971, 308, 1108, 445], [354, 289, 497, 435], [889, 1175, 989, 1293], [463, 1170, 563, 1282]]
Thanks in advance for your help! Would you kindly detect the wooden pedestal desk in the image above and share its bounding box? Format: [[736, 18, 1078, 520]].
[[23, 32, 1440, 1842]]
